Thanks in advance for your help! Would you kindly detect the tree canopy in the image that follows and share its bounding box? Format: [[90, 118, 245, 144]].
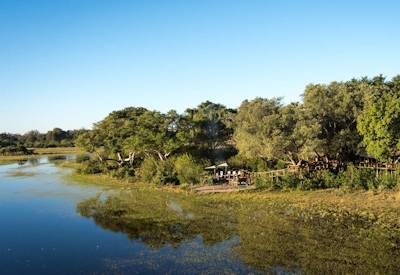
[[357, 76, 400, 162]]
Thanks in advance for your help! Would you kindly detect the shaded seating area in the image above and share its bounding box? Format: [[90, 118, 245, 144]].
[[205, 162, 251, 185]]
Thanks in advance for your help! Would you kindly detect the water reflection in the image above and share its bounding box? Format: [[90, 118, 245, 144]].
[[77, 192, 237, 249], [77, 190, 400, 274], [2, 157, 398, 274]]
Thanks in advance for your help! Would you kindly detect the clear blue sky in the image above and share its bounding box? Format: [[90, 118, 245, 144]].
[[1, 0, 399, 133]]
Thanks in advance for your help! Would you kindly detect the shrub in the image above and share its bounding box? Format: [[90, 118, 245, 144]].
[[109, 166, 135, 179], [279, 173, 301, 189], [138, 158, 178, 185], [138, 158, 158, 183], [79, 160, 106, 174], [174, 154, 204, 185], [228, 155, 269, 172], [340, 165, 374, 190], [297, 172, 328, 190], [376, 172, 399, 190], [317, 170, 339, 188], [0, 145, 33, 156], [297, 177, 316, 191], [75, 154, 90, 163], [153, 158, 178, 185], [254, 174, 275, 190]]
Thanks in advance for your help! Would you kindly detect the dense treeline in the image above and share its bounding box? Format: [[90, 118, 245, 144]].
[[0, 128, 85, 155], [74, 75, 400, 189]]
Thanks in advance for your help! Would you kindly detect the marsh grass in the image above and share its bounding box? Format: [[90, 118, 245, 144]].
[[76, 187, 400, 273], [32, 147, 82, 155], [6, 170, 38, 177], [0, 147, 82, 164]]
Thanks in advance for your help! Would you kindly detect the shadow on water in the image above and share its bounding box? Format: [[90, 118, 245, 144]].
[[77, 189, 400, 274]]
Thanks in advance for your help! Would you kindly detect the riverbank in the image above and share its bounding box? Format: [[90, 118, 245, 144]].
[[0, 147, 82, 164], [61, 161, 400, 229]]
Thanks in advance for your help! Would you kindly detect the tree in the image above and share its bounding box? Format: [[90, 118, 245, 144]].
[[234, 98, 303, 165], [77, 107, 193, 165], [357, 76, 400, 162], [185, 101, 236, 161], [300, 79, 369, 161]]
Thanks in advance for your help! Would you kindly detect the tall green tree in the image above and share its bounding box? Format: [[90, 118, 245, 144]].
[[300, 79, 369, 161], [185, 101, 236, 161], [76, 107, 193, 164], [234, 98, 303, 165], [357, 76, 400, 162]]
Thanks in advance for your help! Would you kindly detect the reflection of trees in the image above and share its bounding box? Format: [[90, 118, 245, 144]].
[[27, 158, 40, 166], [17, 158, 40, 166], [77, 191, 400, 273], [77, 191, 236, 249], [48, 155, 68, 161]]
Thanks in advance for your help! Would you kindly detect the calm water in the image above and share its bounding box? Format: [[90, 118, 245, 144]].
[[0, 157, 256, 274], [0, 157, 399, 274]]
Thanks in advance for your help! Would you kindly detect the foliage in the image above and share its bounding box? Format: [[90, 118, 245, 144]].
[[300, 80, 369, 161], [174, 154, 204, 185], [357, 76, 400, 161], [76, 188, 400, 273], [234, 98, 302, 165], [137, 158, 158, 183], [21, 128, 83, 148], [79, 160, 107, 175], [0, 145, 32, 156], [138, 157, 178, 185], [75, 154, 90, 163], [185, 101, 237, 161], [0, 133, 33, 155]]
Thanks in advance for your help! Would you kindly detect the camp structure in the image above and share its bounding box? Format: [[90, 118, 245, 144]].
[[205, 162, 251, 185]]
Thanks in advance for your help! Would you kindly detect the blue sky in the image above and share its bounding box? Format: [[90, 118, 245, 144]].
[[1, 0, 399, 133]]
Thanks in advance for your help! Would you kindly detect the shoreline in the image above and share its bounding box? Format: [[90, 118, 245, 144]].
[[60, 161, 400, 229], [0, 147, 83, 164]]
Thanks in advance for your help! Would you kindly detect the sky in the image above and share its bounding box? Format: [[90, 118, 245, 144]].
[[1, 0, 399, 133]]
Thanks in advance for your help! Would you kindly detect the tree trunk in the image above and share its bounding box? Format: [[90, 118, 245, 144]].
[[95, 151, 103, 162]]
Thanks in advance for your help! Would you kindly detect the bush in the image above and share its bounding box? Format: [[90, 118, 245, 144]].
[[254, 173, 292, 190], [76, 154, 90, 163], [279, 173, 301, 189], [109, 166, 136, 179], [297, 177, 316, 191], [314, 170, 340, 188], [376, 172, 399, 190], [153, 158, 178, 185], [174, 154, 204, 185], [228, 155, 269, 172], [340, 165, 374, 190], [79, 160, 106, 174], [138, 158, 158, 183], [254, 174, 275, 190], [138, 158, 178, 185], [0, 145, 33, 156]]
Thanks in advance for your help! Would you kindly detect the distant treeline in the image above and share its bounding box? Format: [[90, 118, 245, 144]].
[[0, 128, 86, 155], [72, 75, 400, 187]]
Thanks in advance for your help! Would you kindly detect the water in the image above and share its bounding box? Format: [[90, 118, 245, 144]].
[[0, 157, 399, 274], [0, 157, 255, 274]]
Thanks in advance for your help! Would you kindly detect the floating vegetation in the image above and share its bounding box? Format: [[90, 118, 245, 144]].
[[7, 170, 37, 177], [77, 188, 400, 273]]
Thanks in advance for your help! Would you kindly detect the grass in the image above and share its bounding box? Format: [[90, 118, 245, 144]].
[[32, 147, 83, 155], [59, 159, 400, 224], [6, 170, 38, 177], [76, 186, 400, 273]]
